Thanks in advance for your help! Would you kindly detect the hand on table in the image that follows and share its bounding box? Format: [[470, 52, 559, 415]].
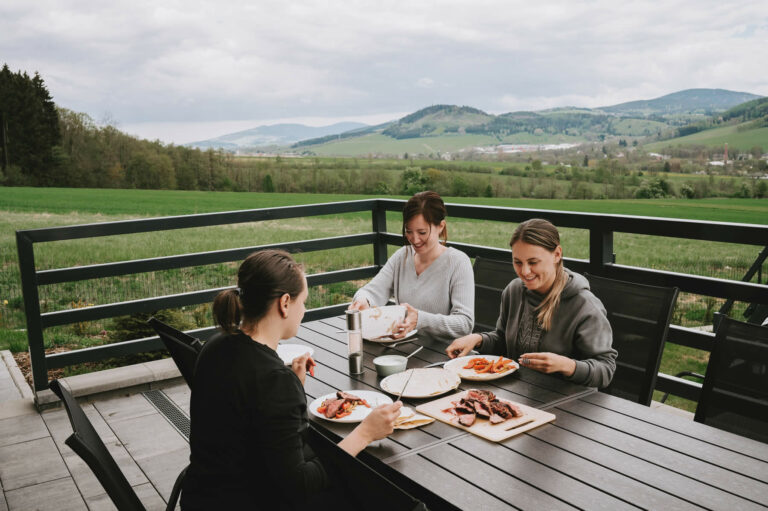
[[518, 352, 576, 377], [391, 303, 418, 339], [445, 334, 482, 358], [290, 353, 316, 385]]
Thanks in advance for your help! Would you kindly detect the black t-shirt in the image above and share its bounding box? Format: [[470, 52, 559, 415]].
[[181, 331, 329, 510]]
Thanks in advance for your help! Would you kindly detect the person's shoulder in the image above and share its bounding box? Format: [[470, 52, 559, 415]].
[[502, 277, 523, 296], [446, 246, 472, 264]]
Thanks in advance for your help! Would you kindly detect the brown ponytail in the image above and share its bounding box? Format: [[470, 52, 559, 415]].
[[510, 218, 566, 331], [213, 249, 304, 335]]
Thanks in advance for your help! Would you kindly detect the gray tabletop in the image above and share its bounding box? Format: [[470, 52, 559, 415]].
[[294, 317, 768, 510]]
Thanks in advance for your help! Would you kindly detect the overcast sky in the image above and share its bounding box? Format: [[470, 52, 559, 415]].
[[2, 0, 766, 144]]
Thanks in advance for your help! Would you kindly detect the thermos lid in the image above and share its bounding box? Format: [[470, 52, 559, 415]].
[[345, 309, 361, 330]]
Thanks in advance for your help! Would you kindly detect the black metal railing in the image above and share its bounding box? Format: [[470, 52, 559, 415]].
[[17, 198, 768, 401]]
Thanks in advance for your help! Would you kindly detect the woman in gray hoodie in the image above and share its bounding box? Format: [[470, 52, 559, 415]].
[[446, 218, 616, 388]]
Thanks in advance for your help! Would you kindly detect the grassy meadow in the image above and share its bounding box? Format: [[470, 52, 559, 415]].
[[646, 123, 768, 152], [1, 187, 766, 409]]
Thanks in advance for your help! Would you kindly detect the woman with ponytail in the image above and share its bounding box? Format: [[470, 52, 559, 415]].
[[446, 219, 616, 388], [182, 250, 402, 510]]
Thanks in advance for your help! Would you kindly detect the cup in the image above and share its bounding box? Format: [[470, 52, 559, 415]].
[[346, 310, 364, 374]]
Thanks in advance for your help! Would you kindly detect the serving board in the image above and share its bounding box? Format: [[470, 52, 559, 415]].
[[415, 390, 556, 442]]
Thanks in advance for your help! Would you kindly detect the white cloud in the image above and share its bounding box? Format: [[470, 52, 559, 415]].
[[1, 0, 766, 143]]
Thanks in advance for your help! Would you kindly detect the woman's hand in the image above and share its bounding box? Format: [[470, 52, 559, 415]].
[[445, 334, 482, 358], [358, 401, 403, 441], [391, 303, 418, 339], [518, 352, 576, 377], [348, 299, 370, 311], [339, 401, 403, 456], [290, 353, 316, 385]]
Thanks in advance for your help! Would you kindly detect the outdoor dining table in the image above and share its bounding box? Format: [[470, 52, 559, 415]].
[[292, 316, 768, 510]]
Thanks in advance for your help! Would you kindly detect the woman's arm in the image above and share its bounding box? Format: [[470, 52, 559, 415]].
[[565, 297, 617, 388], [352, 249, 400, 307], [415, 252, 475, 340]]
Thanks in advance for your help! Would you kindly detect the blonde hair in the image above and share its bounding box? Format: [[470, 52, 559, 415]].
[[510, 218, 567, 331]]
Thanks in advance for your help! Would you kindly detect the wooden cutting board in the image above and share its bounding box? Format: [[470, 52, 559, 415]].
[[415, 390, 556, 442]]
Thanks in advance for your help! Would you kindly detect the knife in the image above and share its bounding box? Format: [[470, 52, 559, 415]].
[[395, 369, 414, 403]]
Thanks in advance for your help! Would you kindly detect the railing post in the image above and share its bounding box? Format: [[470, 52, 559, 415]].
[[16, 232, 48, 392], [589, 229, 615, 274], [372, 201, 388, 268]]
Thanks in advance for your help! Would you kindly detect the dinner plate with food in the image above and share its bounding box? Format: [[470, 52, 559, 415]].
[[444, 355, 519, 381], [360, 305, 407, 341], [309, 390, 392, 423], [379, 368, 461, 399]]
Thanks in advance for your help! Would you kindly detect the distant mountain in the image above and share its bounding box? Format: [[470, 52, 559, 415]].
[[599, 88, 761, 116], [186, 122, 368, 150]]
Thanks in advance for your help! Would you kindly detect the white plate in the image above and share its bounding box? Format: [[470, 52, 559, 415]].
[[380, 368, 461, 399], [361, 305, 406, 340], [276, 344, 314, 366], [365, 329, 418, 344], [309, 390, 392, 423], [444, 355, 519, 381]]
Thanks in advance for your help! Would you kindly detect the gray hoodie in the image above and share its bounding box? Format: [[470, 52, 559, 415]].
[[478, 269, 616, 388]]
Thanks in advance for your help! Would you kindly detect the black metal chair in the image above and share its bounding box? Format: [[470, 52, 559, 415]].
[[148, 317, 203, 387], [49, 379, 187, 511], [473, 256, 517, 332], [586, 273, 679, 405], [306, 426, 427, 511], [694, 316, 768, 443]]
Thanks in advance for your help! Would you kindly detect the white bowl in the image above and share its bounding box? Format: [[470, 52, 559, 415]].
[[373, 355, 407, 377]]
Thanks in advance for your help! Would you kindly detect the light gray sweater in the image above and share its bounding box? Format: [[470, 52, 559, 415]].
[[478, 269, 616, 388], [353, 246, 474, 342]]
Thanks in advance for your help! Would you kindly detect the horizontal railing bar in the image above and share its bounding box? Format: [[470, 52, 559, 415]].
[[378, 199, 768, 246], [37, 233, 377, 285], [39, 267, 378, 327], [44, 306, 351, 369], [655, 373, 702, 402], [596, 264, 768, 303], [666, 325, 715, 352], [19, 199, 378, 243]]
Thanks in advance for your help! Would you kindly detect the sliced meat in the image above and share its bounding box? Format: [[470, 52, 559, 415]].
[[489, 413, 506, 424], [506, 402, 523, 418], [473, 401, 491, 419], [489, 400, 512, 419], [466, 389, 495, 405], [337, 391, 362, 401], [458, 413, 477, 427], [324, 398, 345, 418]]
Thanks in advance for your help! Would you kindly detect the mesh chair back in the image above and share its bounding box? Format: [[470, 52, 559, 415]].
[[586, 273, 679, 405], [49, 380, 146, 511], [473, 257, 517, 332], [694, 317, 768, 443], [148, 317, 203, 387], [307, 426, 426, 511]]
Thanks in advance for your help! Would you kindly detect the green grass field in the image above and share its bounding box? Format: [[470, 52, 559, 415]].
[[1, 187, 765, 410], [646, 123, 768, 152]]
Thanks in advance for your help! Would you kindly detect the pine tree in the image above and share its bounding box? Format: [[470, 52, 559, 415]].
[[0, 64, 61, 185]]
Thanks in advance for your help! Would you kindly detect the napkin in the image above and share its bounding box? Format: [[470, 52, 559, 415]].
[[394, 407, 435, 430]]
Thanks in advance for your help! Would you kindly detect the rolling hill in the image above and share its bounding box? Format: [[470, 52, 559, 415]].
[[290, 89, 763, 156], [599, 88, 760, 116], [185, 121, 368, 151]]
